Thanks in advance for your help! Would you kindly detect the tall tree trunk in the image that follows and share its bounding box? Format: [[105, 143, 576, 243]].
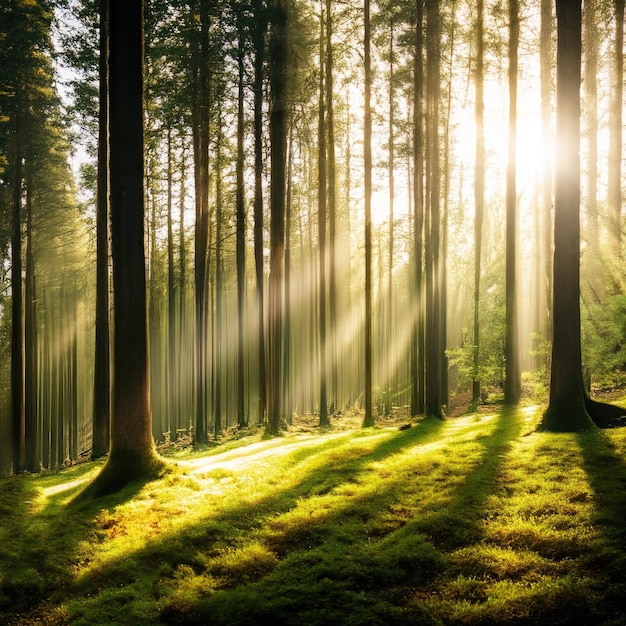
[[608, 0, 624, 262], [11, 98, 25, 474], [363, 0, 374, 427], [425, 0, 443, 419], [540, 0, 553, 355], [318, 1, 329, 428], [24, 166, 37, 473], [584, 0, 599, 255], [193, 0, 211, 444], [541, 0, 594, 432], [504, 0, 520, 406], [411, 0, 425, 416], [252, 0, 267, 425], [166, 128, 176, 440], [93, 0, 110, 459], [266, 0, 288, 436], [215, 115, 224, 438], [90, 0, 162, 495], [284, 119, 294, 424], [236, 11, 247, 428], [325, 0, 338, 415], [472, 0, 485, 407], [386, 21, 395, 417]]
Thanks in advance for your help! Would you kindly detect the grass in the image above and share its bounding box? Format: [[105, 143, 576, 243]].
[[2, 406, 626, 625]]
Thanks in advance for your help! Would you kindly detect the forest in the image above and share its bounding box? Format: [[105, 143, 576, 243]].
[[1, 0, 626, 623]]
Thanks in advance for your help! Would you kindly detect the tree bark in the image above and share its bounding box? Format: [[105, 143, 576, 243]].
[[253, 0, 267, 425], [318, 1, 329, 428], [472, 0, 485, 407], [236, 10, 246, 428], [608, 0, 624, 262], [92, 0, 110, 460], [87, 0, 163, 495], [363, 0, 374, 427], [504, 0, 520, 406], [266, 0, 288, 436], [541, 0, 595, 432]]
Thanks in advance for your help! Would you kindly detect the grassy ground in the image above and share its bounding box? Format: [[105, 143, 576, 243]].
[[2, 404, 626, 625]]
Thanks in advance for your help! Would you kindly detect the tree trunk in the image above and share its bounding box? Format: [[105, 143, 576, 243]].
[[541, 0, 594, 432], [325, 0, 338, 416], [472, 0, 485, 407], [363, 0, 374, 427], [88, 0, 163, 495], [504, 0, 520, 406], [411, 0, 425, 417], [266, 0, 288, 437], [236, 11, 246, 428], [93, 0, 110, 460], [425, 0, 443, 419], [11, 97, 25, 474], [318, 1, 329, 428], [253, 0, 267, 425], [25, 166, 38, 473], [193, 0, 211, 444], [608, 0, 624, 262], [215, 115, 224, 438]]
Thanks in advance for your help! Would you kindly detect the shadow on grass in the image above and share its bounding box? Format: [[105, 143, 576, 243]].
[[2, 412, 526, 626], [576, 430, 626, 624], [0, 461, 167, 625], [411, 407, 522, 551]]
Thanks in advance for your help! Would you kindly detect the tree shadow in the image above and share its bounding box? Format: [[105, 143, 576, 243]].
[[1, 412, 524, 625], [576, 429, 626, 546], [0, 462, 166, 625], [408, 407, 522, 551]]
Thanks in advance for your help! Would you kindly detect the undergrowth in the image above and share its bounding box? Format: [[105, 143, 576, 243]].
[[1, 406, 626, 625]]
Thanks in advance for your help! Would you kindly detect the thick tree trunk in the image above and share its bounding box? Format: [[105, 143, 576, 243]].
[[87, 0, 163, 495], [541, 0, 595, 432]]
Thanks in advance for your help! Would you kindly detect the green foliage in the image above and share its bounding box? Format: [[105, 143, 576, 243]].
[[582, 294, 626, 390], [2, 408, 626, 624]]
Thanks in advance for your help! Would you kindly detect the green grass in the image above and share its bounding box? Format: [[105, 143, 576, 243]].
[[2, 406, 626, 625]]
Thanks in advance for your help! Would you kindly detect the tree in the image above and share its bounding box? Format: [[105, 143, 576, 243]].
[[411, 0, 425, 417], [235, 7, 247, 429], [92, 0, 110, 459], [191, 0, 211, 446], [363, 0, 374, 427], [87, 0, 164, 493], [540, 0, 594, 432], [252, 0, 267, 425], [504, 0, 520, 406], [266, 0, 289, 436], [318, 1, 329, 428], [424, 0, 444, 419], [608, 0, 624, 262], [472, 0, 485, 408]]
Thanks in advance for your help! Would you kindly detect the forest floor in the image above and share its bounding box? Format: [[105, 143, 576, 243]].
[[2, 400, 626, 625]]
